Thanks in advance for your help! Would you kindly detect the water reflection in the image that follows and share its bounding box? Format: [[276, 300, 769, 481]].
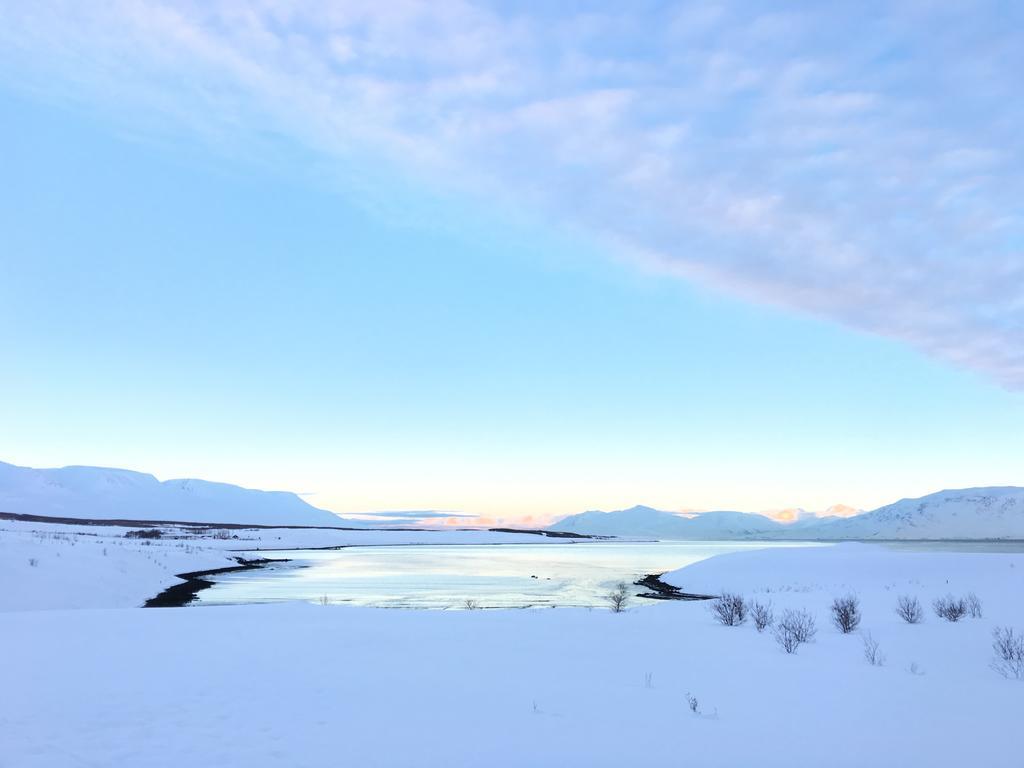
[[195, 540, 822, 609]]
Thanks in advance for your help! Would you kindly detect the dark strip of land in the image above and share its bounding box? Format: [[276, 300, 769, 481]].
[[144, 558, 286, 608], [635, 573, 716, 601], [487, 527, 602, 539], [0, 510, 368, 531], [0, 511, 600, 538]]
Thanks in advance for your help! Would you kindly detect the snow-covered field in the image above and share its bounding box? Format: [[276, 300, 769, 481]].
[[3, 524, 1023, 767]]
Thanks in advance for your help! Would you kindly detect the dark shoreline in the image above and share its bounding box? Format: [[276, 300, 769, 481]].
[[635, 573, 716, 601], [144, 557, 286, 608]]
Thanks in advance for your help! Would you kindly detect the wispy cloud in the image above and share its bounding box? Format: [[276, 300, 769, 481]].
[[356, 510, 477, 520], [2, 1, 1021, 386]]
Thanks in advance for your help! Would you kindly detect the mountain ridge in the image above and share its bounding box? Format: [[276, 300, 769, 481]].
[[0, 461, 358, 527], [549, 487, 1024, 540]]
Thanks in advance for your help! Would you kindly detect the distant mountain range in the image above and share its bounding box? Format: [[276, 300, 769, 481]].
[[0, 461, 358, 527], [3, 460, 1021, 539], [548, 506, 783, 539], [550, 487, 1024, 540]]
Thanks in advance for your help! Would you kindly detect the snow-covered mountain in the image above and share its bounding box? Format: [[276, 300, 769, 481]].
[[808, 487, 1024, 540], [550, 488, 1024, 540], [550, 505, 783, 540], [0, 461, 360, 527]]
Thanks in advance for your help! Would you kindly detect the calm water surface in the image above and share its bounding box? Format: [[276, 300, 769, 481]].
[[194, 540, 823, 609]]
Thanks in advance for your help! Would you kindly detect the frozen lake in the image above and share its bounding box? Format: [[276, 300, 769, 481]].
[[194, 540, 823, 609]]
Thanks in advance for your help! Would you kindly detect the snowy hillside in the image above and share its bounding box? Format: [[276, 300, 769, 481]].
[[550, 505, 783, 539], [551, 488, 1024, 540], [810, 487, 1024, 540], [0, 461, 355, 527]]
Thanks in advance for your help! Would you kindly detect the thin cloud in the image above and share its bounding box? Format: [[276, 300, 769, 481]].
[[1, 1, 1021, 386], [356, 511, 478, 520]]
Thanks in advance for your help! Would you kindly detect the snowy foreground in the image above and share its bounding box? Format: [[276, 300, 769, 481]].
[[3, 528, 1023, 768]]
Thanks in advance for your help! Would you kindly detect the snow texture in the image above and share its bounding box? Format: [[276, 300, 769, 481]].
[[2, 537, 1022, 767]]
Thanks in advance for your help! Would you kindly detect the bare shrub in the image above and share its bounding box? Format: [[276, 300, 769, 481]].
[[28, 558, 38, 567], [831, 595, 861, 634], [775, 624, 801, 654], [862, 632, 885, 666], [686, 693, 699, 714], [786, 609, 817, 643], [991, 626, 1024, 680], [606, 582, 630, 613], [463, 599, 480, 610], [774, 608, 817, 654], [965, 592, 983, 619], [710, 593, 746, 626], [933, 595, 967, 622], [318, 595, 330, 606], [751, 600, 774, 633], [895, 595, 923, 624]]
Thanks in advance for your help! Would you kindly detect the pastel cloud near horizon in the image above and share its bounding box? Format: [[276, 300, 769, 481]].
[[1, 1, 1021, 386], [355, 511, 478, 520], [765, 504, 862, 524]]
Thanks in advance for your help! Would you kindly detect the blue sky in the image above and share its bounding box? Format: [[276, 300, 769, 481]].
[[1, 2, 1021, 523]]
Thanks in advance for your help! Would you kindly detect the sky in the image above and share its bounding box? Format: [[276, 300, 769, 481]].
[[1, 1, 1022, 525]]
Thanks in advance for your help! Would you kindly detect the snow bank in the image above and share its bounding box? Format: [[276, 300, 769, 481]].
[[663, 542, 1024, 604]]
